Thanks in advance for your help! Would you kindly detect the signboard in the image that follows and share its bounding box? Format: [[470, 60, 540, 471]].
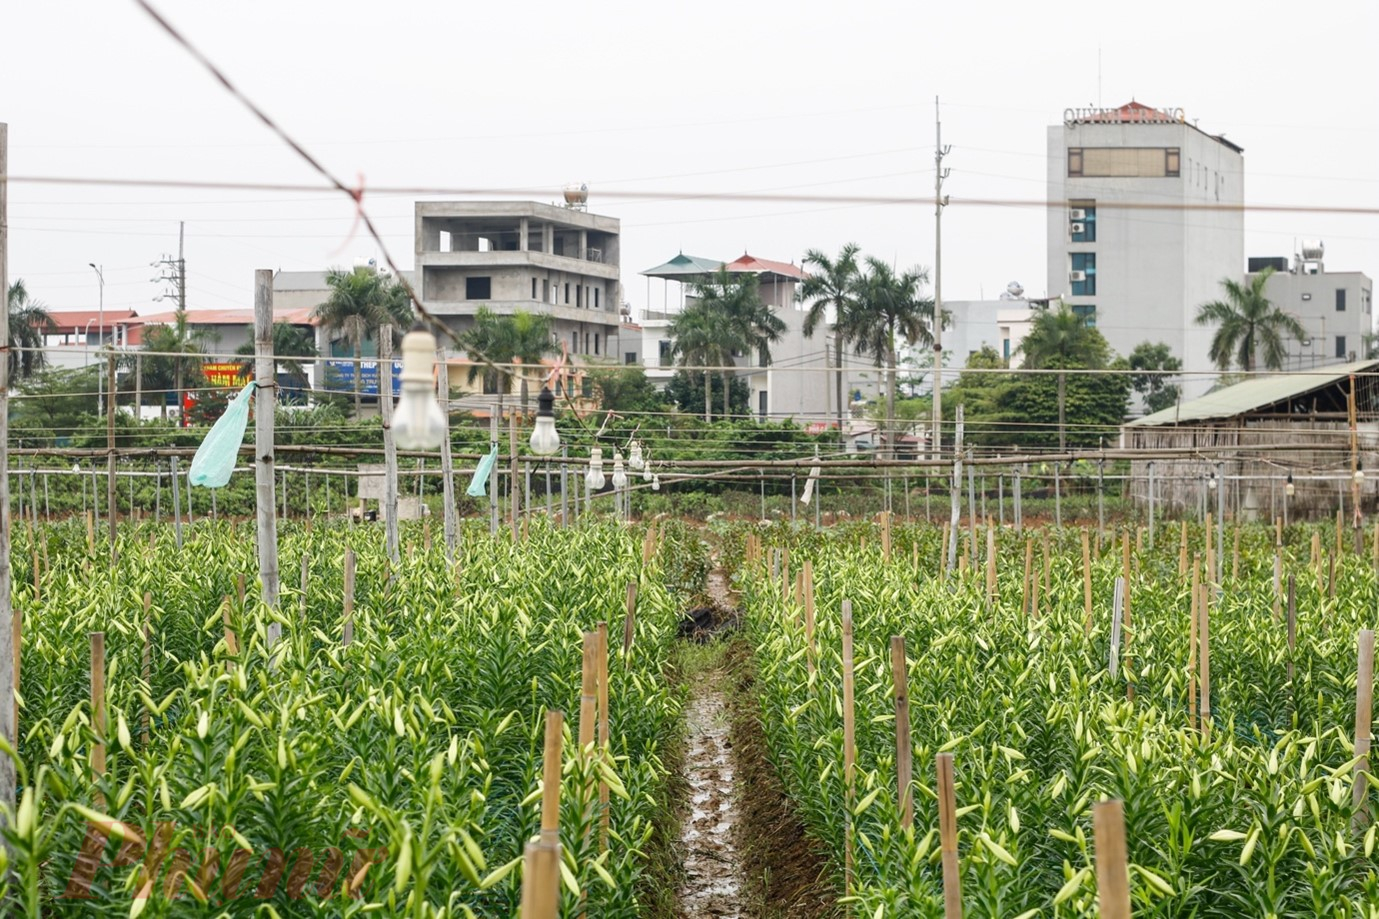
[[1063, 105, 1185, 126], [202, 362, 244, 388], [324, 360, 402, 397]]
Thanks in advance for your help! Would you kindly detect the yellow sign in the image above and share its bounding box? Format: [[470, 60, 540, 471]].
[[202, 363, 243, 388]]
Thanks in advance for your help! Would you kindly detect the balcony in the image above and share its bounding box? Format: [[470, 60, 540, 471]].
[[416, 248, 618, 279], [424, 299, 621, 327]]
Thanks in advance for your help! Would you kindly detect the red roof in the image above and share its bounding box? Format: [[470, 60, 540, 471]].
[[45, 310, 139, 335], [724, 253, 807, 281], [131, 308, 319, 327]]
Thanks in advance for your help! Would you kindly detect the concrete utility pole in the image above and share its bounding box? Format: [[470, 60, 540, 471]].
[[254, 271, 281, 645], [0, 122, 16, 828], [106, 350, 116, 554], [437, 347, 457, 559], [380, 330, 400, 565], [931, 97, 951, 460]]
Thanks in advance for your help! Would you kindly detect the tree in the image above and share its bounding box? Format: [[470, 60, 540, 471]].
[[139, 311, 210, 420], [1019, 305, 1115, 451], [1195, 268, 1306, 372], [854, 257, 935, 453], [687, 268, 784, 420], [7, 279, 54, 381], [458, 308, 555, 413], [801, 244, 862, 444], [665, 370, 748, 419], [313, 267, 412, 417], [587, 366, 668, 415], [1127, 341, 1182, 414], [668, 299, 734, 422], [11, 366, 99, 443], [234, 322, 318, 388]]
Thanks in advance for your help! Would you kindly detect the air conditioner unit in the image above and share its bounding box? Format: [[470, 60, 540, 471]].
[[1069, 208, 1087, 220], [1069, 270, 1087, 282], [1070, 222, 1086, 235]]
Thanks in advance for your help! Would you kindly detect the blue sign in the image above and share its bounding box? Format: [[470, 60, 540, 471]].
[[324, 360, 402, 397]]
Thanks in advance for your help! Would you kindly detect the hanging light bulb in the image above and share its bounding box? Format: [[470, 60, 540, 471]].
[[1355, 463, 1365, 485], [651, 474, 661, 491], [641, 455, 653, 481], [391, 326, 447, 450], [1208, 472, 1218, 491], [1285, 473, 1295, 498], [611, 450, 628, 490], [529, 386, 560, 456], [585, 447, 606, 491], [628, 440, 644, 471]]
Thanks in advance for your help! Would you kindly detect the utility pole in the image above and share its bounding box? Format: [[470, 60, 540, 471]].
[[931, 97, 951, 460], [0, 121, 16, 830], [153, 221, 188, 419], [106, 350, 116, 554]]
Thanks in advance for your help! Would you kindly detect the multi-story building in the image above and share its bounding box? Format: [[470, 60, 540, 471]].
[[414, 200, 623, 365], [1047, 101, 1244, 397], [1247, 246, 1374, 370]]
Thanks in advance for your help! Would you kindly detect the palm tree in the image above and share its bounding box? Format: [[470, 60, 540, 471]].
[[313, 267, 408, 417], [687, 268, 784, 419], [668, 302, 732, 422], [7, 279, 54, 381], [459, 308, 555, 413], [1018, 304, 1113, 451], [854, 258, 935, 454], [1195, 268, 1306, 372], [234, 322, 318, 387], [801, 244, 862, 442], [140, 310, 211, 420]]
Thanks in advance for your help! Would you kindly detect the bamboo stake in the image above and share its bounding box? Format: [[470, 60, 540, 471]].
[[1353, 629, 1375, 829], [781, 547, 791, 603], [1273, 542, 1283, 622], [890, 635, 913, 831], [881, 510, 892, 562], [940, 522, 950, 577], [141, 591, 151, 744], [1337, 507, 1345, 560], [936, 752, 962, 918], [1189, 558, 1200, 732], [1232, 526, 1241, 581], [342, 548, 356, 648], [578, 631, 598, 876], [253, 270, 281, 650], [1093, 799, 1132, 919], [86, 510, 94, 554], [1122, 532, 1134, 701], [90, 632, 106, 806], [842, 599, 856, 903], [1205, 512, 1215, 586], [1178, 519, 1188, 576], [1081, 529, 1092, 635], [1030, 563, 1041, 620], [1287, 574, 1297, 686], [1199, 582, 1212, 741], [985, 523, 997, 606], [596, 622, 610, 852], [520, 709, 563, 919], [221, 597, 238, 675], [30, 550, 38, 604], [804, 560, 816, 677], [621, 581, 638, 656], [11, 605, 18, 732], [1022, 538, 1033, 618]]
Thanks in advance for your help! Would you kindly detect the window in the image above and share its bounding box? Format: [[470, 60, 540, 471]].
[[658, 340, 673, 367], [571, 331, 578, 355], [1070, 252, 1097, 296], [531, 278, 538, 300], [593, 333, 600, 355], [543, 279, 551, 303], [564, 283, 570, 304], [1003, 338, 1011, 361], [1337, 288, 1347, 312], [1337, 335, 1347, 359], [576, 286, 582, 309], [465, 277, 491, 300], [1071, 304, 1097, 327], [624, 351, 637, 365], [594, 288, 600, 310], [581, 376, 593, 398], [758, 390, 768, 420], [583, 332, 589, 354], [1069, 147, 1180, 178], [1070, 201, 1096, 242]]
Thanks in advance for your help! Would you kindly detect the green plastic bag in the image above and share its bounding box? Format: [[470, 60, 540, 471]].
[[466, 445, 499, 498], [189, 382, 257, 489]]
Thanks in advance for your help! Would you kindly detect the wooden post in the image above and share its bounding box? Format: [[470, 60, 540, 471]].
[[253, 270, 281, 650], [985, 523, 997, 606], [1021, 538, 1033, 618], [596, 622, 610, 852], [936, 752, 962, 918], [221, 597, 238, 675], [1030, 560, 1041, 620], [1199, 582, 1211, 741], [1273, 542, 1283, 621], [509, 412, 520, 540], [1093, 799, 1132, 919], [379, 329, 401, 565], [436, 346, 458, 560], [890, 636, 913, 831], [1287, 574, 1297, 685], [520, 709, 563, 919], [141, 591, 152, 744], [940, 522, 950, 577], [841, 600, 856, 901], [621, 581, 637, 656], [578, 630, 598, 877], [1232, 526, 1241, 582], [881, 510, 892, 562], [86, 510, 94, 554], [804, 560, 816, 677], [90, 632, 106, 804], [1337, 507, 1345, 561], [1354, 629, 1375, 829], [1081, 529, 1093, 635], [342, 548, 356, 648]]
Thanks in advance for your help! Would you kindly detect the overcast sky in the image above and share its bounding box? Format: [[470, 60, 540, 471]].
[[3, 0, 1376, 330]]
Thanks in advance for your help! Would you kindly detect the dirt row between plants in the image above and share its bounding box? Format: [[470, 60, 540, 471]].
[[673, 569, 836, 919]]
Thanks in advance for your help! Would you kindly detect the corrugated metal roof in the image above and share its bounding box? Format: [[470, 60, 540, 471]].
[[640, 253, 723, 279], [725, 252, 807, 280], [1127, 358, 1379, 427]]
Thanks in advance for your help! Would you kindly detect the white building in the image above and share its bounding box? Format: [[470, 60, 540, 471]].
[[1047, 101, 1244, 397], [1247, 246, 1374, 370]]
